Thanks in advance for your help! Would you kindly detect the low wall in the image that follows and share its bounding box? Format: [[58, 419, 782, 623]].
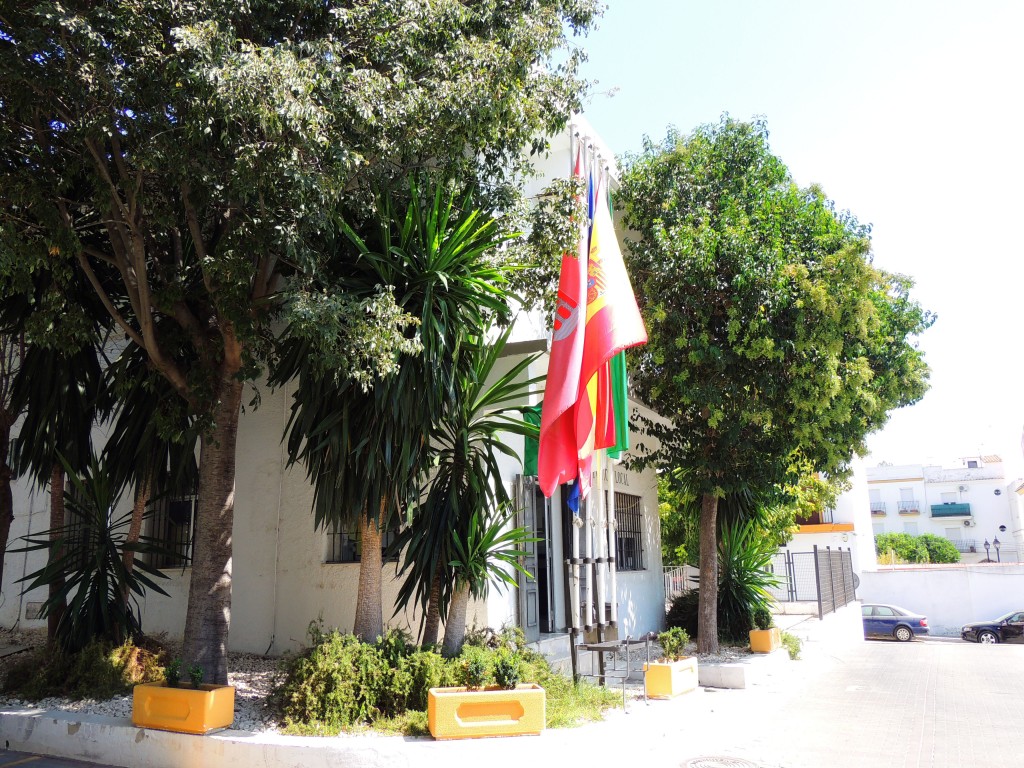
[[858, 563, 1024, 636]]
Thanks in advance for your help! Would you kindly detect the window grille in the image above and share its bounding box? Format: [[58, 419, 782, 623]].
[[614, 492, 644, 572], [325, 519, 400, 564], [146, 486, 198, 569]]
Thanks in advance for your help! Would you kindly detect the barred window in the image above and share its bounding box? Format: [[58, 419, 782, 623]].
[[147, 486, 198, 569], [614, 492, 644, 572], [326, 519, 400, 564]]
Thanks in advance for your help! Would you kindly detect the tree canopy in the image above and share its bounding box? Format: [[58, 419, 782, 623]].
[[619, 117, 934, 651], [0, 0, 598, 681]]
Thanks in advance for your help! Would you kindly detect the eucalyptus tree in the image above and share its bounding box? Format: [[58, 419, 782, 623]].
[[273, 181, 515, 642], [392, 328, 540, 647], [0, 1, 597, 681], [618, 117, 933, 653]]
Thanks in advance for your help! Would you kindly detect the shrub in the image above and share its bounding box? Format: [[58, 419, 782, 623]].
[[665, 590, 700, 638], [874, 532, 928, 563], [657, 627, 689, 661], [781, 631, 802, 660], [459, 645, 491, 689], [753, 605, 774, 631], [3, 639, 164, 700], [164, 658, 182, 687], [718, 520, 780, 642], [917, 534, 960, 564], [492, 648, 522, 689], [188, 665, 204, 688]]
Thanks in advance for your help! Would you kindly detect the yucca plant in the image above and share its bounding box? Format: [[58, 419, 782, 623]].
[[16, 455, 171, 653], [717, 519, 781, 642]]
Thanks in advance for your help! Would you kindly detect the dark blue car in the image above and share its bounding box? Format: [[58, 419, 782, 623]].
[[862, 603, 929, 642]]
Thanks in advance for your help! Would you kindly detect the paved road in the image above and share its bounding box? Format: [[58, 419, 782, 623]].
[[4, 636, 1022, 768], [0, 753, 103, 768]]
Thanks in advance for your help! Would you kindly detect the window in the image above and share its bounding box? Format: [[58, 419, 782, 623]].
[[940, 492, 957, 504], [967, 460, 979, 469], [872, 523, 885, 537], [903, 522, 918, 535], [325, 519, 400, 564], [147, 485, 198, 569], [614, 492, 644, 572], [874, 606, 896, 617]]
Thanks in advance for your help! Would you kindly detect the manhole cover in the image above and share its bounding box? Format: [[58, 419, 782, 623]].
[[681, 758, 760, 768]]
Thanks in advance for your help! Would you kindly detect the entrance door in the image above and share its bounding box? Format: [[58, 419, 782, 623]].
[[516, 475, 541, 643]]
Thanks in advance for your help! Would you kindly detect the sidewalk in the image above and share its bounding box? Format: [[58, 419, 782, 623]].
[[0, 607, 863, 768]]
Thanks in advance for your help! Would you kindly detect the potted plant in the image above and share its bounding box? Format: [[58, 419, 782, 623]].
[[132, 659, 235, 735], [427, 646, 546, 740], [749, 605, 782, 653], [643, 627, 699, 699]]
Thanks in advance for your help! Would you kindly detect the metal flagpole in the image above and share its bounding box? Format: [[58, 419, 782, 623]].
[[608, 450, 619, 630], [595, 451, 606, 641], [580, 137, 596, 641], [566, 125, 582, 681]]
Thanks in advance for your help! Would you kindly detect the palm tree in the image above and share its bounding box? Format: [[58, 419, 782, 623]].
[[392, 328, 540, 647], [272, 179, 513, 641]]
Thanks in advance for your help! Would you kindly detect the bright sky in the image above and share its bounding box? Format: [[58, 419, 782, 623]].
[[577, 1, 1024, 477]]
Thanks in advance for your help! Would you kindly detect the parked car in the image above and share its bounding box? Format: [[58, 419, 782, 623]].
[[961, 610, 1024, 644], [861, 603, 929, 642]]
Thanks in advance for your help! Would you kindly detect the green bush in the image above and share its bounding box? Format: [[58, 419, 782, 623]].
[[874, 532, 928, 563], [657, 627, 689, 660], [752, 605, 774, 631], [665, 590, 700, 638], [492, 648, 522, 689], [917, 534, 960, 564], [781, 631, 802, 660], [3, 639, 164, 700]]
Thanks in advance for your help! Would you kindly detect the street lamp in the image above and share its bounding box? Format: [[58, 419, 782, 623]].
[[984, 539, 991, 560], [993, 537, 1001, 563]]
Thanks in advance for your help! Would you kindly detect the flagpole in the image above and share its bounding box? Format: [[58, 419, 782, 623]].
[[565, 125, 582, 681]]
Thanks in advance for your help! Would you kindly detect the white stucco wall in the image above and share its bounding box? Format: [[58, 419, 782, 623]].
[[859, 564, 1024, 636]]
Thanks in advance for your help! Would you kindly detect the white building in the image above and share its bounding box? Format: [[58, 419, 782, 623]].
[[866, 455, 1019, 563], [0, 118, 667, 654]]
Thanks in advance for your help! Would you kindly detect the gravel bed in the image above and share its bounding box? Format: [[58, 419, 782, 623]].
[[0, 630, 283, 733]]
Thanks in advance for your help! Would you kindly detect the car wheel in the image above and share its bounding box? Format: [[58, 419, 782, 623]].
[[978, 631, 999, 644], [894, 625, 913, 642]]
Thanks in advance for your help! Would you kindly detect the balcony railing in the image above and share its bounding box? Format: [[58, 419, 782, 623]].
[[897, 500, 920, 515], [870, 502, 886, 516], [931, 503, 971, 518], [798, 507, 835, 525], [948, 538, 978, 554]]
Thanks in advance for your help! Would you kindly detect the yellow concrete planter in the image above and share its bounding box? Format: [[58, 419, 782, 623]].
[[132, 682, 235, 735], [749, 627, 782, 653], [427, 684, 545, 740], [642, 656, 699, 699]]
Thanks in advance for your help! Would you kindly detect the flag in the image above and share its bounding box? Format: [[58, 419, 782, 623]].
[[538, 149, 590, 498], [574, 173, 647, 497], [604, 351, 631, 461]]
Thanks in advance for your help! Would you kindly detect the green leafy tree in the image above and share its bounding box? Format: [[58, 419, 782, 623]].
[[0, 2, 597, 681], [619, 117, 933, 653], [875, 532, 928, 564], [917, 533, 960, 564]]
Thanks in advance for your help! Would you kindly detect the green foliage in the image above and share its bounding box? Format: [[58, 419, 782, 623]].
[[665, 590, 701, 638], [458, 646, 492, 689], [492, 648, 523, 690], [917, 533, 961, 564], [14, 455, 170, 652], [874, 532, 929, 564], [164, 658, 182, 688], [188, 665, 204, 688], [657, 627, 690, 661], [717, 520, 781, 642], [753, 605, 774, 631], [781, 632, 802, 660], [3, 640, 163, 700]]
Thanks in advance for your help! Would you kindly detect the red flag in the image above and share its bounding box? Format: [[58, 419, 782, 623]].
[[574, 173, 647, 497], [538, 150, 589, 497]]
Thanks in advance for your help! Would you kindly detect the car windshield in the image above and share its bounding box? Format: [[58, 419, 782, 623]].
[[995, 611, 1018, 623]]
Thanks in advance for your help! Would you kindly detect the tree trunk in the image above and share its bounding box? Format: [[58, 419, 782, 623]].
[[181, 374, 243, 685], [353, 508, 384, 641], [0, 412, 13, 595], [421, 564, 442, 646], [47, 462, 66, 643], [442, 581, 470, 658], [122, 472, 151, 577], [696, 492, 720, 655]]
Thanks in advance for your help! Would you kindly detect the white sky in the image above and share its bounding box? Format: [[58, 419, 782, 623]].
[[577, 1, 1024, 477]]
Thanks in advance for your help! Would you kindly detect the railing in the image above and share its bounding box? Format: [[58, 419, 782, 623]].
[[948, 538, 977, 554], [870, 501, 887, 516], [897, 500, 920, 515], [797, 507, 835, 525], [931, 503, 971, 517], [767, 547, 857, 619], [663, 565, 698, 602]]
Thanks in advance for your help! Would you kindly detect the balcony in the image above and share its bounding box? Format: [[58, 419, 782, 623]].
[[870, 502, 886, 517], [898, 500, 921, 516], [931, 503, 971, 518]]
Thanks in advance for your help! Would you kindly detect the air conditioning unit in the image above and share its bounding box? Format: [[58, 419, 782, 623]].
[[963, 519, 975, 527], [958, 484, 969, 492]]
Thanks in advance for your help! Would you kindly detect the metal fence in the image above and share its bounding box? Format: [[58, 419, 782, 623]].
[[767, 546, 857, 619]]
